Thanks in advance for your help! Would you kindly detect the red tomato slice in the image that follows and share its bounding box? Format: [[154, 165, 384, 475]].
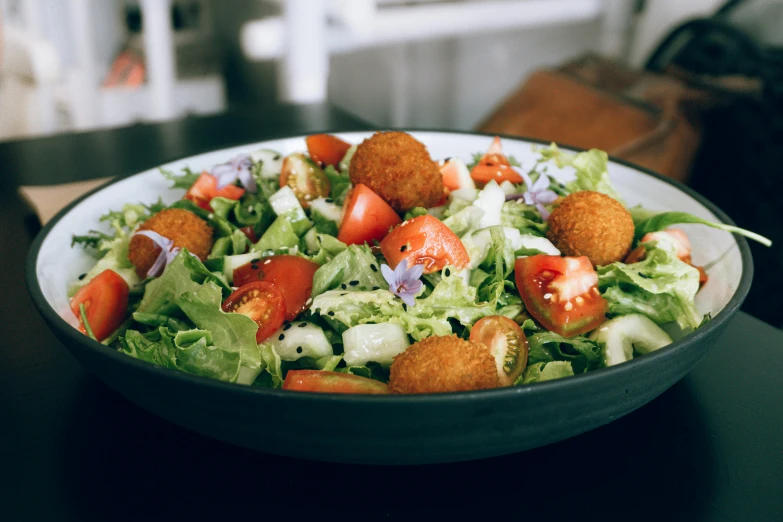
[[222, 281, 286, 342], [338, 183, 402, 246], [283, 370, 390, 394], [305, 134, 352, 168], [379, 214, 470, 274], [470, 316, 529, 386], [515, 255, 607, 337], [70, 269, 129, 342], [239, 226, 257, 244], [184, 172, 245, 211], [470, 136, 523, 186], [233, 255, 319, 322], [280, 153, 331, 208]]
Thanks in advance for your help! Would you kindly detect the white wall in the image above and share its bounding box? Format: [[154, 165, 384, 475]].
[[329, 19, 602, 130]]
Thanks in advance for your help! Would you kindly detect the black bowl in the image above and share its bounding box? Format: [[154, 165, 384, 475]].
[[26, 131, 753, 465]]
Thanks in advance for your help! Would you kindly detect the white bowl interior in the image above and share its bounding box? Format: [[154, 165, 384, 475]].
[[36, 131, 743, 331]]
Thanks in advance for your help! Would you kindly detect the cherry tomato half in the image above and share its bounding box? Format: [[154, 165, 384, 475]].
[[222, 281, 286, 342], [470, 316, 528, 386], [233, 255, 319, 322], [305, 134, 352, 168]]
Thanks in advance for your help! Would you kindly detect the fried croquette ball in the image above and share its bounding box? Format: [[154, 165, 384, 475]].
[[128, 208, 214, 277], [349, 131, 443, 212], [546, 191, 634, 267], [388, 335, 500, 394]]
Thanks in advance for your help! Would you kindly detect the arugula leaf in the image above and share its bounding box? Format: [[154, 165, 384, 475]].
[[633, 210, 771, 246], [161, 166, 200, 190]]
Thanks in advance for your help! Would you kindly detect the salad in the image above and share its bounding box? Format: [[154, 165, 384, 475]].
[[68, 132, 770, 394]]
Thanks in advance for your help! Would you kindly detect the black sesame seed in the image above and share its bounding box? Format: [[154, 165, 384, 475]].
[[349, 280, 359, 286], [403, 304, 408, 312], [400, 245, 407, 252], [370, 264, 378, 272], [251, 264, 259, 270], [340, 293, 348, 297], [296, 346, 303, 354], [325, 198, 333, 203], [278, 334, 285, 341], [78, 273, 87, 280], [328, 311, 335, 316], [283, 323, 292, 331], [372, 286, 380, 290], [445, 268, 451, 277], [341, 283, 347, 290], [250, 258, 260, 263], [444, 157, 451, 162], [273, 154, 281, 161], [298, 322, 307, 328]]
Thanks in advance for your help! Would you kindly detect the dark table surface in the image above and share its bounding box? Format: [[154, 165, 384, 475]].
[[2, 104, 782, 522]]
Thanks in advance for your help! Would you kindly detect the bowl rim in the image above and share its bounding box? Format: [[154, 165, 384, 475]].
[[25, 128, 754, 404]]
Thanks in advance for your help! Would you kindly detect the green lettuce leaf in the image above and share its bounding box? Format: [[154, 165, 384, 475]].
[[324, 165, 352, 204], [311, 244, 387, 296], [311, 272, 516, 341], [300, 233, 347, 266], [597, 240, 702, 330], [539, 143, 625, 204], [526, 331, 603, 374], [253, 216, 299, 253], [500, 202, 547, 236], [137, 249, 230, 315], [173, 328, 243, 382], [175, 282, 262, 384], [518, 361, 575, 385]]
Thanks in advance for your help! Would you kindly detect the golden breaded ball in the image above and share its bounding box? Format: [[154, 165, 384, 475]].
[[128, 208, 214, 277], [349, 131, 443, 212], [546, 191, 634, 267], [389, 335, 500, 394]]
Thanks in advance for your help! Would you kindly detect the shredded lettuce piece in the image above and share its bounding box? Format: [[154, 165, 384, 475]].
[[597, 240, 702, 330]]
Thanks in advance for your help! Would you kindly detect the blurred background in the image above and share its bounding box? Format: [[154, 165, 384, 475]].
[[1, 0, 781, 325]]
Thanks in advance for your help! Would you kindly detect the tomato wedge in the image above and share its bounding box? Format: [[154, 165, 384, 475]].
[[70, 269, 129, 342], [379, 214, 469, 274], [338, 183, 402, 246], [515, 255, 607, 337], [470, 316, 528, 386], [233, 255, 319, 321], [280, 153, 330, 207], [184, 172, 245, 211], [305, 134, 352, 168], [283, 370, 390, 394], [222, 281, 286, 342], [470, 136, 523, 186]]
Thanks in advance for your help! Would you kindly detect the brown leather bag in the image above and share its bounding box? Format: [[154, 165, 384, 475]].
[[476, 55, 717, 183]]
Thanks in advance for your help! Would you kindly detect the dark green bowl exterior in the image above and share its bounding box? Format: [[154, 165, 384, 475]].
[[26, 131, 754, 465]]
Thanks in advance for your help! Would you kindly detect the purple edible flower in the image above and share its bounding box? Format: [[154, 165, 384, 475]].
[[381, 259, 423, 308], [133, 230, 182, 278], [506, 168, 559, 220], [211, 153, 256, 193]]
